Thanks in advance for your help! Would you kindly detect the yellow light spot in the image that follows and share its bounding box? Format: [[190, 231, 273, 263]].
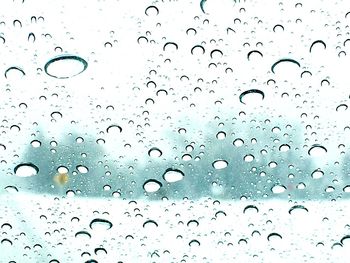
[[53, 172, 69, 186]]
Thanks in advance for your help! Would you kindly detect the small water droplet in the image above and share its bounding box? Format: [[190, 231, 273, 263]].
[[212, 159, 228, 169], [143, 179, 162, 193], [14, 163, 39, 177], [163, 169, 184, 183], [233, 138, 244, 147], [106, 125, 122, 134], [51, 111, 63, 119], [148, 147, 162, 157], [89, 218, 113, 230], [243, 205, 259, 214], [187, 220, 199, 227], [31, 140, 41, 148], [145, 5, 159, 16], [44, 54, 88, 79], [76, 165, 89, 174], [216, 131, 226, 140], [189, 239, 200, 247], [271, 184, 286, 194], [143, 219, 158, 228], [311, 169, 324, 179], [279, 144, 290, 152], [243, 154, 254, 162]]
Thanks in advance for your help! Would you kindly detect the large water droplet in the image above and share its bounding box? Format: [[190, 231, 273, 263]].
[[143, 179, 162, 193], [163, 169, 184, 183], [308, 144, 327, 157], [14, 163, 39, 177], [44, 54, 88, 79], [212, 159, 228, 169], [89, 218, 113, 230]]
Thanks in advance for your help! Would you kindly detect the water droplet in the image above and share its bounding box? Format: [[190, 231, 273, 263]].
[[31, 140, 41, 148], [187, 220, 199, 227], [243, 154, 254, 162], [14, 163, 39, 177], [106, 125, 122, 134], [212, 159, 228, 169], [4, 66, 25, 79], [4, 185, 18, 193], [145, 5, 159, 16], [309, 40, 326, 53], [308, 144, 327, 157], [182, 154, 192, 161], [1, 238, 12, 246], [51, 111, 62, 119], [239, 89, 264, 104], [148, 147, 162, 157], [233, 138, 244, 147], [336, 104, 348, 112], [163, 169, 184, 183], [243, 205, 259, 214], [94, 247, 107, 255], [325, 186, 334, 193], [143, 219, 158, 228], [215, 210, 227, 218], [75, 231, 91, 239], [89, 218, 113, 230], [267, 233, 282, 241], [247, 50, 263, 61], [279, 144, 290, 152], [143, 179, 162, 193], [44, 54, 88, 79], [271, 184, 286, 194], [76, 165, 89, 174], [288, 205, 308, 214], [271, 58, 300, 74], [343, 185, 350, 192], [341, 235, 350, 246], [191, 45, 205, 55], [311, 169, 324, 179], [216, 131, 226, 140], [66, 190, 75, 197], [189, 239, 200, 247], [28, 32, 35, 43]]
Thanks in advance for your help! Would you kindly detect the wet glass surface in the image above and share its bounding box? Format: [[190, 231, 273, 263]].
[[1, 0, 350, 262]]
